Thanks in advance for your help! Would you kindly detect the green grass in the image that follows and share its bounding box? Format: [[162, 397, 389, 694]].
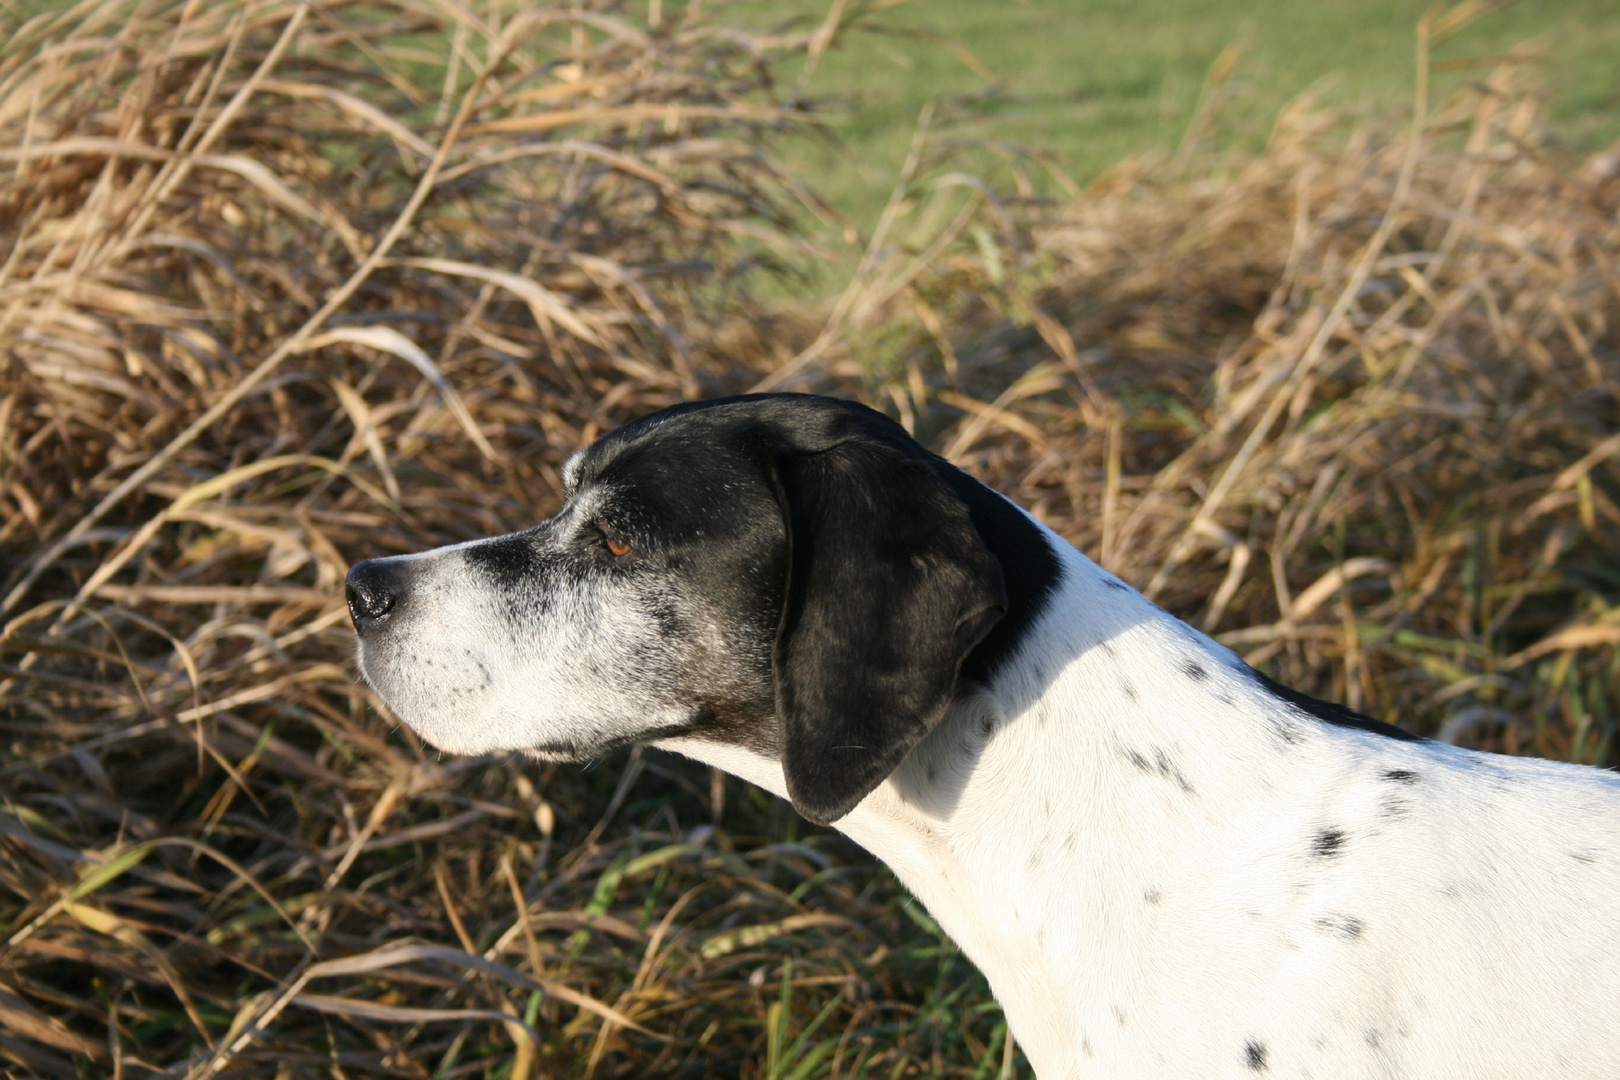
[[730, 0, 1620, 231]]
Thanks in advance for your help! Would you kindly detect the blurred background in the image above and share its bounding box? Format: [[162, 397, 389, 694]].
[[743, 0, 1620, 228], [2, 0, 1618, 1076]]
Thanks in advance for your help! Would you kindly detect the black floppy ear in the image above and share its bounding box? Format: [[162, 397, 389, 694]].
[[772, 439, 1007, 825]]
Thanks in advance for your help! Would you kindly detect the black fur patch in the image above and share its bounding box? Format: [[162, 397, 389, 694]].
[[934, 458, 1061, 686], [1314, 913, 1365, 940], [1312, 829, 1347, 858], [1123, 747, 1196, 794], [460, 528, 547, 586], [1250, 668, 1423, 742], [1245, 1041, 1268, 1071]]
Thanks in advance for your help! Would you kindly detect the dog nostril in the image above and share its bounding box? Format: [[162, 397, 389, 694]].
[[345, 562, 400, 627], [348, 582, 394, 622]]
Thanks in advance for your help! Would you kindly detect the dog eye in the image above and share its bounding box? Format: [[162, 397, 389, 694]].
[[593, 522, 631, 559]]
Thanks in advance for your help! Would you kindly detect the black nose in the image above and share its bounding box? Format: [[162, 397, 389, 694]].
[[346, 559, 405, 629]]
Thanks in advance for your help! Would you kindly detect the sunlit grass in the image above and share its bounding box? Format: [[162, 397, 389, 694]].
[[728, 0, 1620, 230]]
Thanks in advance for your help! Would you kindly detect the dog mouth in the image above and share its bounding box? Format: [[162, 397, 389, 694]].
[[521, 740, 632, 765], [521, 717, 709, 762]]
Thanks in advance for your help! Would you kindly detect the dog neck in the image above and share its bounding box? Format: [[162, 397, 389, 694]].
[[664, 533, 1297, 1075]]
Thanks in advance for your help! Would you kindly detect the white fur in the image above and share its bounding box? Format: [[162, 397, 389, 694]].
[[664, 531, 1620, 1079], [355, 499, 701, 758]]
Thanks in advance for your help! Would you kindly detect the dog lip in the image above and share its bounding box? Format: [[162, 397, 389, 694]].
[[524, 720, 701, 762]]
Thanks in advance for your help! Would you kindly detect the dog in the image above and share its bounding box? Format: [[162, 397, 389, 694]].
[[346, 393, 1620, 1079]]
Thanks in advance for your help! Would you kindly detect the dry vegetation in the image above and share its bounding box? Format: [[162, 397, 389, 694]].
[[2, 0, 1619, 1077], [852, 16, 1620, 755]]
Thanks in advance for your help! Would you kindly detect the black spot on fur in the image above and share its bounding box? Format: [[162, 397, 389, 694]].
[[1123, 747, 1197, 794], [1314, 913, 1365, 940], [1364, 1029, 1380, 1049], [1250, 667, 1423, 742], [1245, 1041, 1268, 1071], [1312, 829, 1346, 858], [647, 599, 684, 639], [1144, 887, 1163, 905], [1272, 720, 1305, 746], [1122, 681, 1139, 701], [1570, 850, 1598, 865], [1103, 577, 1131, 592], [1154, 750, 1196, 795], [1382, 769, 1420, 784], [1184, 661, 1208, 681]]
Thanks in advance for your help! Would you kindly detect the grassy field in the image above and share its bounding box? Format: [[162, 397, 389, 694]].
[[2, 0, 1619, 1076], [736, 0, 1620, 227]]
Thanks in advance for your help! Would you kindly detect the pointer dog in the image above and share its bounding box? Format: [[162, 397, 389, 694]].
[[347, 393, 1620, 1079]]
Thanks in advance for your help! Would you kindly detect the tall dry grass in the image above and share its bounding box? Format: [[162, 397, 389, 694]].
[[3, 0, 1620, 1077], [0, 2, 995, 1077], [813, 26, 1620, 760]]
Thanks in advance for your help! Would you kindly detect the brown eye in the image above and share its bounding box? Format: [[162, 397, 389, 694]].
[[593, 521, 631, 558]]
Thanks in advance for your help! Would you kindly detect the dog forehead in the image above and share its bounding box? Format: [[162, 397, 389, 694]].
[[570, 416, 765, 508], [560, 412, 783, 540], [570, 394, 915, 493]]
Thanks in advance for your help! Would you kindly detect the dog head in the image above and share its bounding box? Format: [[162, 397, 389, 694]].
[[347, 394, 1010, 824]]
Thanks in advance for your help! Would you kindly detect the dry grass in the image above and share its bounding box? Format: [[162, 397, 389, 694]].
[[3, 0, 1620, 1076], [0, 1, 1006, 1076], [795, 20, 1620, 761]]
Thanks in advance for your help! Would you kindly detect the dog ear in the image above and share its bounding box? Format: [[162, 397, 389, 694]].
[[771, 438, 1007, 825]]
